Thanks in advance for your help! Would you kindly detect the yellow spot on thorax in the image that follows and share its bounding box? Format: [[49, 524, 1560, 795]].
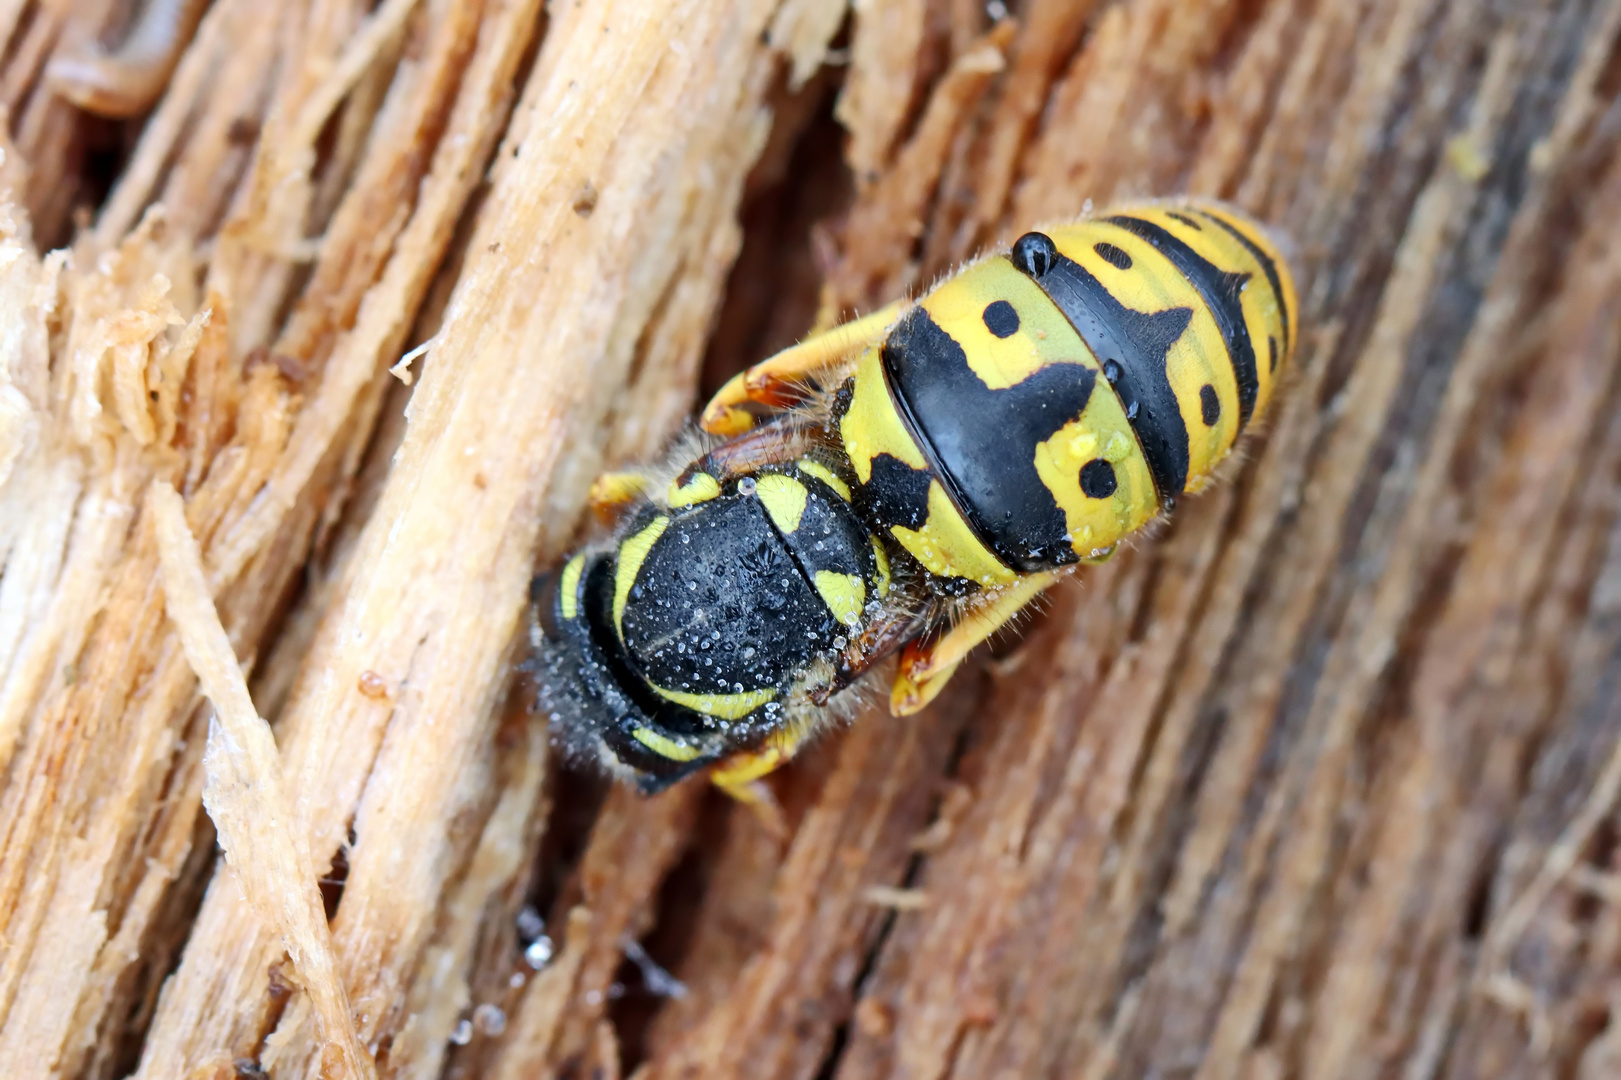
[[632, 727, 701, 761], [797, 459, 852, 501], [613, 516, 670, 636], [651, 685, 776, 720], [870, 537, 891, 597], [813, 570, 866, 626], [558, 554, 586, 620], [668, 472, 721, 507], [755, 473, 809, 533]]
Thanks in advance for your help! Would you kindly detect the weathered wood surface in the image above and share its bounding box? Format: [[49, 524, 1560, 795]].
[[3, 0, 1621, 1077]]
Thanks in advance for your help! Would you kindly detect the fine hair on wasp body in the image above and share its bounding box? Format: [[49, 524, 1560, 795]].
[[530, 199, 1299, 805]]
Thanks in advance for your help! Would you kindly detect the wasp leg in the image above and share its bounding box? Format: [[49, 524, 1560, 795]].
[[605, 418, 823, 527], [710, 726, 811, 837], [890, 572, 1062, 716], [700, 300, 907, 436], [808, 604, 923, 706], [690, 413, 821, 481], [588, 470, 654, 523]]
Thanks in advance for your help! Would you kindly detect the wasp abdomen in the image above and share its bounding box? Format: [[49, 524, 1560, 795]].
[[881, 303, 1097, 572], [840, 202, 1296, 581]]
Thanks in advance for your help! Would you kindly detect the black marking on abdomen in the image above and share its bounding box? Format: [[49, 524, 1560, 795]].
[[881, 305, 1094, 570], [1167, 211, 1203, 230], [1080, 459, 1117, 499], [1109, 215, 1259, 433], [1192, 207, 1291, 354], [1200, 384, 1220, 426], [983, 300, 1020, 338], [1094, 242, 1132, 269], [857, 452, 933, 530], [1010, 234, 1192, 501]]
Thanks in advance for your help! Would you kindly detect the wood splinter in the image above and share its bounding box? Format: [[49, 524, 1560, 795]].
[[45, 0, 209, 117]]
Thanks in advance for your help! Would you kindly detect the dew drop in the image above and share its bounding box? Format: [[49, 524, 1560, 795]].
[[525, 936, 555, 969], [516, 907, 545, 942], [474, 1003, 507, 1036]]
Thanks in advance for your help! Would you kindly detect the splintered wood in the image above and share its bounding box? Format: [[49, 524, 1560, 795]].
[[4, 0, 1621, 1078], [150, 481, 371, 1080]]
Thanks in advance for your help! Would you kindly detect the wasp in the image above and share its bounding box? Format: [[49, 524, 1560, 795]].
[[531, 201, 1297, 805]]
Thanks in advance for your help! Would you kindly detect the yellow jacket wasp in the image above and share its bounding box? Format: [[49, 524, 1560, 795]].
[[531, 200, 1297, 804]]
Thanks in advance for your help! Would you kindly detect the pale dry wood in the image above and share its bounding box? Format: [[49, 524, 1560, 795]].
[[387, 711, 547, 1080], [150, 480, 372, 1080], [836, 0, 929, 181], [0, 0, 540, 1074], [43, 0, 208, 117], [961, 0, 1092, 233], [0, 212, 218, 1076], [487, 907, 594, 1080], [637, 706, 960, 1080], [95, 0, 283, 246], [489, 787, 702, 1076], [825, 19, 1011, 305], [131, 1, 845, 1076], [771, 0, 851, 90]]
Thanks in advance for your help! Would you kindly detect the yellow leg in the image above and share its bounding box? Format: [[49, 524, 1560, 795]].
[[700, 300, 907, 436], [890, 572, 1062, 716], [709, 725, 813, 836], [588, 470, 652, 523]]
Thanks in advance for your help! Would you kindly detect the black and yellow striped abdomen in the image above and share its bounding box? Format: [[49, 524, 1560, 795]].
[[838, 201, 1296, 580]]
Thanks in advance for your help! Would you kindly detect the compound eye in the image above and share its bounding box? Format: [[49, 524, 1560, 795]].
[[1011, 232, 1058, 278], [531, 571, 564, 640]]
